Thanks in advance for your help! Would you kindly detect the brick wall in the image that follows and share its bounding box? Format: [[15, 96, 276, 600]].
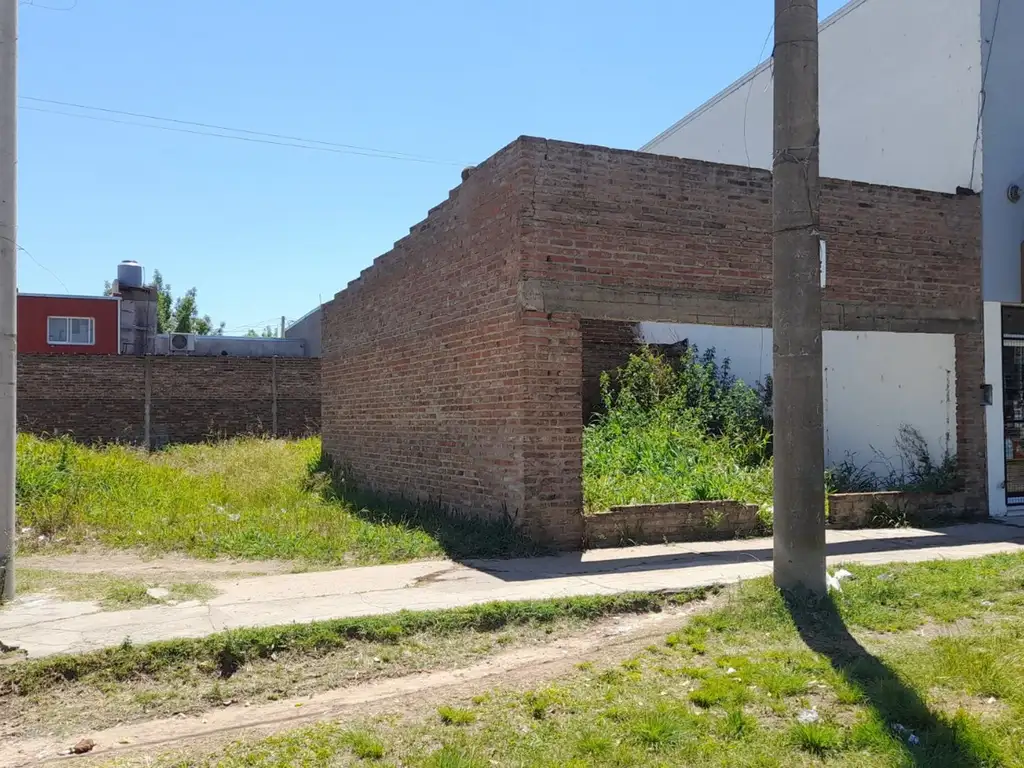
[[320, 145, 543, 536], [585, 501, 762, 548], [519, 140, 979, 315], [17, 355, 320, 445], [581, 319, 640, 421], [323, 136, 984, 549]]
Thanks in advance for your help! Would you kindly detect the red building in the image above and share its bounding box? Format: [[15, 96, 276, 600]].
[[17, 294, 120, 355]]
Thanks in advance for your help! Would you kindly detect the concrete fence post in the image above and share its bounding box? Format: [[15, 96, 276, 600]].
[[143, 356, 152, 451], [271, 356, 278, 438]]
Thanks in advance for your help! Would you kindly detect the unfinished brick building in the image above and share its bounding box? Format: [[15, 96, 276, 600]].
[[322, 138, 983, 548]]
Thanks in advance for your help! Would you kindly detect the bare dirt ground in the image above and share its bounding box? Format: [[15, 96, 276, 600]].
[[0, 599, 715, 767], [17, 550, 294, 584]]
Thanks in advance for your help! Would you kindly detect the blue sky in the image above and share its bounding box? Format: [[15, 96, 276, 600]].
[[19, 0, 846, 333]]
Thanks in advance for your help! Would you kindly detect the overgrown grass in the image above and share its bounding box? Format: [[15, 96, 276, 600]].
[[15, 434, 536, 565], [583, 346, 773, 513], [583, 347, 960, 517], [161, 552, 1024, 768]]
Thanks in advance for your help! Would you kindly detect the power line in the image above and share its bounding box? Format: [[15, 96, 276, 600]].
[[970, 0, 1002, 190], [20, 102, 467, 166], [22, 96, 457, 163]]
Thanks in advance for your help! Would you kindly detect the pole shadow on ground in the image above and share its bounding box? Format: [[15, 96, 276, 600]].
[[783, 591, 998, 767]]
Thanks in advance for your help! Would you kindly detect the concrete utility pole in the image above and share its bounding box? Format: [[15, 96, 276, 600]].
[[280, 315, 286, 339], [772, 0, 826, 595], [0, 0, 15, 602]]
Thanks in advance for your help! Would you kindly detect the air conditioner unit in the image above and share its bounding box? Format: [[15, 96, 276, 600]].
[[168, 332, 196, 353]]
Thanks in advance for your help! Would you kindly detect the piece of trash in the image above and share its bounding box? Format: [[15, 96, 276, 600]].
[[833, 568, 855, 582], [826, 573, 843, 593], [797, 709, 819, 724], [70, 739, 96, 755], [981, 600, 994, 607], [146, 587, 170, 600], [908, 734, 920, 745], [227, 514, 240, 523], [725, 667, 737, 675], [987, 697, 997, 704], [373, 656, 382, 663]]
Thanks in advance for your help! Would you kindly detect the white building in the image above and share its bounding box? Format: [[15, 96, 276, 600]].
[[642, 0, 1024, 515]]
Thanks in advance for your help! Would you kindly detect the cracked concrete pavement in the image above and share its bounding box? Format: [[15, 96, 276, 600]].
[[3, 522, 1024, 658]]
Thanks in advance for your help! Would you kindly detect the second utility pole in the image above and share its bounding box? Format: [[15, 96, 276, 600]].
[[772, 0, 826, 595]]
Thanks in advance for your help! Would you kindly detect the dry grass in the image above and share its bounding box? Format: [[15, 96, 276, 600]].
[[16, 568, 217, 610], [147, 553, 1024, 768], [0, 592, 697, 740]]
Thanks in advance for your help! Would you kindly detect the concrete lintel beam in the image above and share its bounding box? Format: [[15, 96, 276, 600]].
[[519, 279, 979, 334]]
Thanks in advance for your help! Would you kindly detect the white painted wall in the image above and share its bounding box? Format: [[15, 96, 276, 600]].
[[984, 302, 1006, 515], [643, 0, 982, 194], [980, 0, 1024, 302], [637, 323, 956, 478]]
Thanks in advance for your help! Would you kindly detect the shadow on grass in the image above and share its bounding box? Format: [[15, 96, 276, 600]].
[[783, 590, 1003, 767], [306, 453, 545, 561]]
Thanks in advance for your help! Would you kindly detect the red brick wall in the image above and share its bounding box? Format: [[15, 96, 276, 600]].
[[581, 320, 640, 421], [519, 140, 979, 315], [322, 137, 984, 549], [17, 295, 120, 355], [321, 144, 540, 534], [17, 356, 319, 445], [516, 139, 983, 532]]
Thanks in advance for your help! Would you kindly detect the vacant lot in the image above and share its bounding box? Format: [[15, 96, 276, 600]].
[[143, 553, 1024, 767], [15, 435, 535, 565]]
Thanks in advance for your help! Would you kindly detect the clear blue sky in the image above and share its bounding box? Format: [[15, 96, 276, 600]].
[[19, 0, 845, 333]]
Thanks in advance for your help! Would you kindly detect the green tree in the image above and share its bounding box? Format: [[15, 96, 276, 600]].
[[105, 269, 226, 335], [151, 270, 223, 335], [245, 326, 279, 338]]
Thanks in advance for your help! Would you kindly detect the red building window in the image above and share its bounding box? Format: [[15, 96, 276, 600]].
[[47, 316, 95, 346]]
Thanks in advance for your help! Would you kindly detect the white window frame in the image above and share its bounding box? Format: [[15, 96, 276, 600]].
[[47, 316, 96, 346]]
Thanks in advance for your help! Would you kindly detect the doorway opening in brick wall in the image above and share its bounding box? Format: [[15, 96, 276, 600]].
[[579, 319, 774, 547]]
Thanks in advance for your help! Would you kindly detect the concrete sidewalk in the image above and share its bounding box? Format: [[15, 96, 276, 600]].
[[3, 522, 1024, 658]]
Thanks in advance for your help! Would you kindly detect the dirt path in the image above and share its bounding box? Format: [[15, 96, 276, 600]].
[[17, 550, 295, 583], [0, 600, 713, 767]]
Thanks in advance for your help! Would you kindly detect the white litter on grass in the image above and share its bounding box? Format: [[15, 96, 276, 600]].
[[145, 587, 170, 600], [797, 709, 819, 724], [827, 569, 855, 593]]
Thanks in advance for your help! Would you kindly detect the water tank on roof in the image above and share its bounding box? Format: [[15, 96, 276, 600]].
[[117, 260, 144, 288]]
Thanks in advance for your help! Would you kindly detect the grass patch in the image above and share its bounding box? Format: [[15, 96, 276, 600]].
[[438, 705, 477, 725], [15, 568, 217, 610], [162, 552, 1024, 767], [15, 434, 537, 565], [0, 590, 709, 738]]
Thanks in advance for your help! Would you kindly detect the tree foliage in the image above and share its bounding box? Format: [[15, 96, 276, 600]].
[[245, 326, 279, 338], [106, 271, 223, 335]]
